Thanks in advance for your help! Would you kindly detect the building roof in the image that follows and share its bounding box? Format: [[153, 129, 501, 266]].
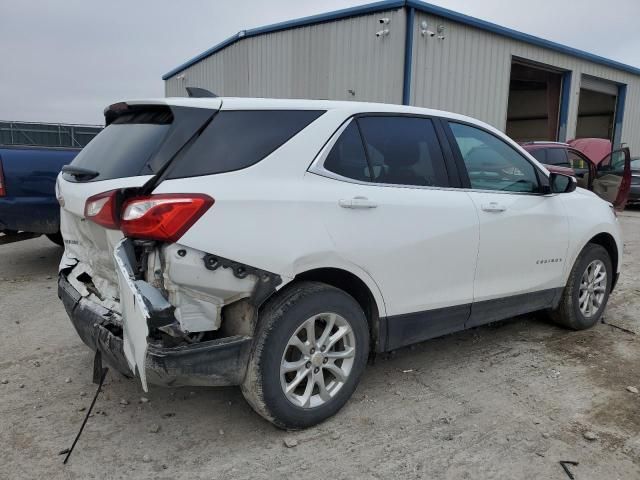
[[162, 0, 640, 80]]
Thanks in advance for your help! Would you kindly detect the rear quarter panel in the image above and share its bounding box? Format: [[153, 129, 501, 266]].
[[151, 109, 388, 316]]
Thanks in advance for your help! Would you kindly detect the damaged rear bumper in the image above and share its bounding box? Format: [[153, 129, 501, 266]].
[[58, 274, 253, 387]]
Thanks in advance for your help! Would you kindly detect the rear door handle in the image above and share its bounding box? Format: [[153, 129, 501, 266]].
[[481, 202, 506, 213], [339, 196, 378, 209]]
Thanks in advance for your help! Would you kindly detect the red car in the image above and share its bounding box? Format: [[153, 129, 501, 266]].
[[521, 140, 631, 210]]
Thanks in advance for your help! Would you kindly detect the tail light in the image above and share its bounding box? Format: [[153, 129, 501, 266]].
[[0, 159, 6, 197], [121, 194, 214, 242], [84, 190, 119, 229]]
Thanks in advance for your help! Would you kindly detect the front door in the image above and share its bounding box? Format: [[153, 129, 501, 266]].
[[445, 121, 569, 326]]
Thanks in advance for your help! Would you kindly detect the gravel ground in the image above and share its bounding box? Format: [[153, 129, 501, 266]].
[[1, 210, 639, 480]]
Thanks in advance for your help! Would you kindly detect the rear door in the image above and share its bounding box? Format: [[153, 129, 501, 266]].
[[591, 147, 631, 210], [308, 115, 479, 349]]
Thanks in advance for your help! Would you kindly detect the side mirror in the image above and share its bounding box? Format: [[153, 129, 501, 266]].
[[549, 172, 577, 193]]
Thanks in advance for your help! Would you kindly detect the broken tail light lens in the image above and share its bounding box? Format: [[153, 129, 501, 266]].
[[84, 190, 119, 229], [121, 194, 214, 242]]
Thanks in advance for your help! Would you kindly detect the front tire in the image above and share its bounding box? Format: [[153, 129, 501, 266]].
[[241, 281, 369, 430], [550, 244, 612, 330]]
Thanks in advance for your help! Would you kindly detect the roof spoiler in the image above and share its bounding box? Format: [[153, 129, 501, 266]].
[[185, 87, 218, 98]]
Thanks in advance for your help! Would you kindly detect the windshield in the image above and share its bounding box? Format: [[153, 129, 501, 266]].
[[631, 158, 640, 170]]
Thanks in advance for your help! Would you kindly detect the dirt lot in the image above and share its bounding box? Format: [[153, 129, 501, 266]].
[[1, 210, 639, 480]]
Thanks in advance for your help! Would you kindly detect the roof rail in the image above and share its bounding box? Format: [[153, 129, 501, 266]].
[[521, 141, 570, 146]]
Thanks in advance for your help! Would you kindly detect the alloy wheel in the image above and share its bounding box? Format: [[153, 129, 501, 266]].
[[280, 313, 356, 408], [578, 259, 607, 318]]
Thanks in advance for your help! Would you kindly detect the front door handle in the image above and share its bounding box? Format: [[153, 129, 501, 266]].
[[339, 196, 378, 209], [481, 202, 506, 213]]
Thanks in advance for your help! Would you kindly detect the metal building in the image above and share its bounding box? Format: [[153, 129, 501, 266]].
[[163, 0, 640, 152]]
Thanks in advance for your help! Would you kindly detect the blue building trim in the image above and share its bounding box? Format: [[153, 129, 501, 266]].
[[402, 7, 415, 105], [557, 71, 572, 141], [163, 0, 640, 81], [613, 84, 627, 149], [162, 0, 405, 80], [406, 1, 640, 76]]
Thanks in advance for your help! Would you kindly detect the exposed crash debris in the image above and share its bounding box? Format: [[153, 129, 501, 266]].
[[559, 460, 579, 480], [62, 364, 108, 465], [161, 245, 267, 333], [202, 253, 282, 306], [114, 239, 156, 391]]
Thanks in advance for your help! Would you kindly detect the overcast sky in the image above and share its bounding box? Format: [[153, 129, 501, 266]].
[[1, 0, 639, 125]]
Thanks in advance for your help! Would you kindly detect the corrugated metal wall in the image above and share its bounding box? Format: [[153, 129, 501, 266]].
[[164, 7, 640, 153], [410, 10, 640, 153], [165, 8, 406, 104]]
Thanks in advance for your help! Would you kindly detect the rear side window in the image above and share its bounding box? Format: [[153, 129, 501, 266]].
[[324, 122, 371, 181], [166, 110, 324, 178], [357, 116, 449, 187], [529, 149, 546, 163], [69, 109, 172, 182], [545, 148, 570, 167]]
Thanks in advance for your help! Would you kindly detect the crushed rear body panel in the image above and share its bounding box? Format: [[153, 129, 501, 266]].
[[59, 235, 281, 388]]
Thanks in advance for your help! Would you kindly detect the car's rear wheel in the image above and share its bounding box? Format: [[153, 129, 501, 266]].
[[241, 281, 369, 429], [550, 244, 612, 330]]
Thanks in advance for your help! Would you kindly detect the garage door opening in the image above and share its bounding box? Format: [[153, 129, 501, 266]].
[[575, 76, 618, 141], [506, 60, 564, 142]]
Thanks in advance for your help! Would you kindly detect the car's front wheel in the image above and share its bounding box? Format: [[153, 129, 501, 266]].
[[241, 281, 369, 429], [550, 243, 613, 330]]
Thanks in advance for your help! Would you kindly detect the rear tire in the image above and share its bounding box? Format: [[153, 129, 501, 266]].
[[46, 232, 64, 246], [241, 281, 369, 430], [550, 244, 612, 330]]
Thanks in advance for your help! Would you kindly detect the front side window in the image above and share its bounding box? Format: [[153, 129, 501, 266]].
[[449, 122, 540, 193], [357, 116, 449, 187]]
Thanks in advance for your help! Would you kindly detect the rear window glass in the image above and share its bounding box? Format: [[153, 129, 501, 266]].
[[68, 109, 171, 182], [166, 110, 324, 179]]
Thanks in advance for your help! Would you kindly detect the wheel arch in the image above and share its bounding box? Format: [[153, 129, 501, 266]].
[[587, 232, 619, 289], [291, 267, 386, 352]]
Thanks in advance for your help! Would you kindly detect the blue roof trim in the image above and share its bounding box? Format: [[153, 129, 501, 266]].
[[162, 0, 405, 80], [163, 0, 640, 81], [406, 0, 640, 76]]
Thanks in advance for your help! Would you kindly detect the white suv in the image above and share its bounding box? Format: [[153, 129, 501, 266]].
[[57, 97, 623, 429]]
